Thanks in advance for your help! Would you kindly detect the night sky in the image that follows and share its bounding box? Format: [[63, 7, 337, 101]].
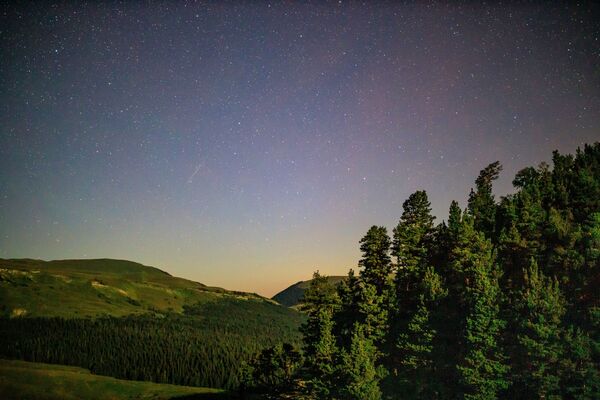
[[1, 2, 599, 296]]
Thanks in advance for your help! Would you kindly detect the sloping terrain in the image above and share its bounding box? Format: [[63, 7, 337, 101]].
[[272, 275, 346, 307], [0, 258, 303, 390], [0, 258, 265, 318]]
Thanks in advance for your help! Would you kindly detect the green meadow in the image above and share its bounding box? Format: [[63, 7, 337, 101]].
[[0, 359, 227, 400]]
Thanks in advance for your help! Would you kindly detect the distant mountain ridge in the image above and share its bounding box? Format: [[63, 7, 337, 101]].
[[272, 275, 346, 307]]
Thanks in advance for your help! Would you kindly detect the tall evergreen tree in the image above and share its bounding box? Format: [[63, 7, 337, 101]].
[[338, 324, 385, 400], [396, 266, 446, 398], [300, 272, 340, 398], [448, 200, 463, 235], [356, 226, 393, 347], [359, 226, 393, 294], [575, 212, 600, 323], [468, 161, 502, 239], [452, 216, 509, 400], [393, 190, 436, 311], [436, 200, 462, 280], [432, 201, 466, 397], [335, 269, 361, 349], [560, 323, 600, 399], [355, 280, 389, 344], [391, 190, 443, 398], [240, 343, 302, 394], [511, 259, 565, 399], [570, 144, 600, 223]]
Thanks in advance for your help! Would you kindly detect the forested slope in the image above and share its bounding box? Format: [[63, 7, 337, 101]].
[[0, 259, 304, 390]]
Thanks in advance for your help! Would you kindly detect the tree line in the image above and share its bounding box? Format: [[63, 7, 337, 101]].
[[242, 143, 600, 399], [0, 298, 303, 390]]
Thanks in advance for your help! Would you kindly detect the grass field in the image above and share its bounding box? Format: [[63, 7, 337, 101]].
[[0, 359, 228, 400]]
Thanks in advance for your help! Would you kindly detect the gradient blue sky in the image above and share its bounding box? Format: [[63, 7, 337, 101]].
[[1, 2, 599, 296]]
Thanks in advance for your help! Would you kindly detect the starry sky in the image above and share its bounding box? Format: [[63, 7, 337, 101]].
[[1, 2, 599, 296]]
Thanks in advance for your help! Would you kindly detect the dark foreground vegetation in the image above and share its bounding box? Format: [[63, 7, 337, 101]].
[[0, 298, 303, 391], [243, 143, 600, 399]]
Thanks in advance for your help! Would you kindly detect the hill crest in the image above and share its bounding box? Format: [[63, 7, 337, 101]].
[[0, 258, 265, 318]]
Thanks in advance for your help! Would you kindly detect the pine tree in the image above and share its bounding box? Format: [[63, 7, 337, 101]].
[[468, 161, 502, 239], [511, 259, 565, 399], [576, 212, 600, 323], [436, 200, 462, 283], [359, 226, 392, 294], [335, 269, 360, 349], [300, 272, 340, 398], [391, 190, 443, 398], [570, 144, 600, 223], [560, 323, 600, 399], [396, 266, 446, 398], [448, 200, 462, 236], [496, 164, 547, 292], [338, 324, 385, 400], [432, 201, 465, 397], [393, 190, 436, 313], [452, 216, 509, 400], [355, 280, 389, 344], [240, 343, 302, 393], [356, 226, 394, 348]]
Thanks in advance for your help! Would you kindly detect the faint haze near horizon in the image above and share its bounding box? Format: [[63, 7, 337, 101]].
[[1, 2, 599, 297]]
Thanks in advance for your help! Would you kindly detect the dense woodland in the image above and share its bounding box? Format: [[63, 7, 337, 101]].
[[0, 298, 303, 390], [243, 143, 600, 399]]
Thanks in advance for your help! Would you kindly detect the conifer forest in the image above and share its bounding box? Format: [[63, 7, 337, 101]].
[[242, 143, 600, 399]]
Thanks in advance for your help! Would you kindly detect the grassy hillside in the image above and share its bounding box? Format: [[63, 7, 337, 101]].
[[0, 359, 226, 400], [0, 258, 304, 390], [0, 258, 265, 318], [272, 275, 346, 307]]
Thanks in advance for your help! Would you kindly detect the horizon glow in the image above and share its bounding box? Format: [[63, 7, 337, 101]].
[[1, 3, 599, 297]]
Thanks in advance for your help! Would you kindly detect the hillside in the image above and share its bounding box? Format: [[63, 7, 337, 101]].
[[0, 258, 264, 318], [0, 258, 304, 390], [0, 359, 227, 400], [272, 276, 346, 307]]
